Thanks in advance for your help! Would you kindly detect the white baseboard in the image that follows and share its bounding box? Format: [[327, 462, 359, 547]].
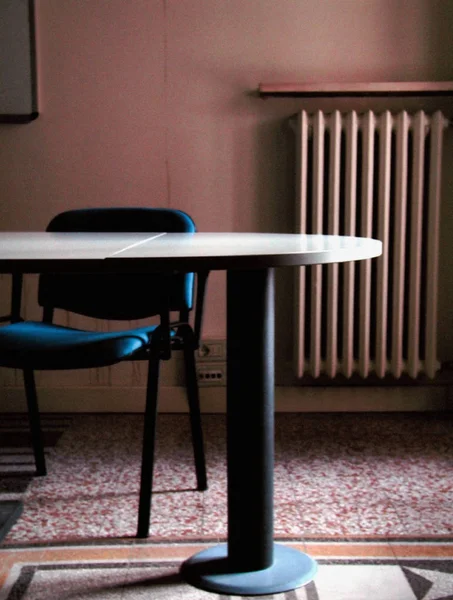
[[0, 384, 451, 412]]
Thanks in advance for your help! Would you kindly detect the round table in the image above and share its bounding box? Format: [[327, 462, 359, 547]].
[[0, 231, 382, 595]]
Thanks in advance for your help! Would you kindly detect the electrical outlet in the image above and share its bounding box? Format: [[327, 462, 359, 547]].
[[198, 339, 226, 361], [196, 363, 227, 386]]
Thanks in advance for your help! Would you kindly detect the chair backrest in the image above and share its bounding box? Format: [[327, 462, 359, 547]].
[[38, 208, 196, 321]]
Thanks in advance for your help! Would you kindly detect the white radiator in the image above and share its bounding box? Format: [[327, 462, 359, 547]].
[[294, 109, 449, 379]]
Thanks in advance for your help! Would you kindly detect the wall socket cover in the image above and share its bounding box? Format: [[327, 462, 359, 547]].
[[196, 363, 226, 386], [197, 339, 226, 361]]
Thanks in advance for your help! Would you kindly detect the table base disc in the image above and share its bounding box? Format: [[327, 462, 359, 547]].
[[181, 543, 317, 596]]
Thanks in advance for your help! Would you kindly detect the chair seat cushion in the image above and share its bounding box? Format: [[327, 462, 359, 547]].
[[0, 321, 161, 370]]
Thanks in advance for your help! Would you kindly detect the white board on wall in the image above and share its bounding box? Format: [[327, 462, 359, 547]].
[[0, 0, 38, 123]]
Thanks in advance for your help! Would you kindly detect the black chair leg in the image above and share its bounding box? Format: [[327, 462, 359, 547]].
[[137, 349, 160, 538], [183, 339, 207, 491], [23, 369, 47, 476]]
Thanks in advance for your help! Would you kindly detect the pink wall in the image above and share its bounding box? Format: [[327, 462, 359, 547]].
[[1, 0, 453, 343]]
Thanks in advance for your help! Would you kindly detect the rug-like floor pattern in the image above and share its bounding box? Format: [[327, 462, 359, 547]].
[[0, 414, 71, 543], [1, 539, 453, 599], [1, 412, 453, 598], [1, 412, 453, 545]]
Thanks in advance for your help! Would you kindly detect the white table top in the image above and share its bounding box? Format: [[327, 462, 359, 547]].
[[0, 232, 382, 273], [0, 232, 164, 260]]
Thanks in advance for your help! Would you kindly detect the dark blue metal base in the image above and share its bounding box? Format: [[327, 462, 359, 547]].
[[181, 543, 317, 596]]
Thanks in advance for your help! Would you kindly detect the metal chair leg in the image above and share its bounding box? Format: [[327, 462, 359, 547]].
[[136, 348, 160, 538], [23, 369, 47, 476], [183, 334, 207, 491]]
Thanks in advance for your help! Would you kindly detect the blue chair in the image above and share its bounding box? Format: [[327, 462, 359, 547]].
[[0, 208, 209, 538]]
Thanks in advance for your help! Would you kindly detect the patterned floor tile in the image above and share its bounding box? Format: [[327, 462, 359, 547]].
[[2, 412, 453, 544]]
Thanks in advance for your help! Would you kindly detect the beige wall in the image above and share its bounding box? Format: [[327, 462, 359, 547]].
[[1, 0, 453, 409]]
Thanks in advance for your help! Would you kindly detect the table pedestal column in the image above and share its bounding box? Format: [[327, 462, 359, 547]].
[[181, 268, 317, 595]]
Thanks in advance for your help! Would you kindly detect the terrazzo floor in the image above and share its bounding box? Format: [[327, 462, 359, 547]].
[[1, 411, 452, 546]]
